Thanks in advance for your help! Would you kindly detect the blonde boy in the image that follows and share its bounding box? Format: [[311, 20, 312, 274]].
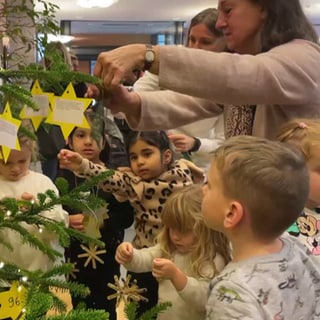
[[202, 136, 320, 319]]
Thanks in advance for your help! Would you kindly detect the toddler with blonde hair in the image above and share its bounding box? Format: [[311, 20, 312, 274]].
[[116, 184, 231, 320]]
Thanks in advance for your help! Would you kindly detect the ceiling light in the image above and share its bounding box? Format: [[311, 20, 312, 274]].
[[77, 0, 118, 8]]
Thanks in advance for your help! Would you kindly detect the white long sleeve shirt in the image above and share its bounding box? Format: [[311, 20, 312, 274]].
[[124, 244, 225, 320], [0, 170, 68, 271]]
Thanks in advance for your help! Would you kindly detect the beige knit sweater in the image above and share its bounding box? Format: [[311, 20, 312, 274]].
[[127, 39, 320, 140]]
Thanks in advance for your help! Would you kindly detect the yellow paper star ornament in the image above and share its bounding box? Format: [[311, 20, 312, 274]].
[[45, 82, 92, 139], [0, 102, 21, 162], [0, 282, 27, 320], [20, 80, 54, 131]]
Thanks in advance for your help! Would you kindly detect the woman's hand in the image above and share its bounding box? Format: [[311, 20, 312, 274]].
[[94, 44, 147, 88], [115, 242, 134, 264], [58, 149, 83, 171], [86, 84, 142, 122]]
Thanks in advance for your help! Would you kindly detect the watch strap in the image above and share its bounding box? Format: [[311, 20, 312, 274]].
[[188, 137, 201, 153]]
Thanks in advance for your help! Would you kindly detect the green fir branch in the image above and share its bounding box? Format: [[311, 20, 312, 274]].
[[45, 309, 109, 320], [124, 301, 172, 320]]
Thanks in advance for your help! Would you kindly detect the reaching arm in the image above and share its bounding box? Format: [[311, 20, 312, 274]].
[[58, 149, 131, 199], [121, 245, 162, 273], [128, 90, 223, 130], [90, 41, 320, 132], [158, 40, 320, 105]]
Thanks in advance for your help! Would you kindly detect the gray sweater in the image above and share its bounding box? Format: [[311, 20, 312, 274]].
[[206, 236, 320, 319]]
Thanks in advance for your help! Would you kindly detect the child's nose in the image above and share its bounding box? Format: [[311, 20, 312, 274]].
[[84, 136, 93, 144], [171, 231, 181, 241], [10, 164, 20, 172], [137, 156, 145, 164]]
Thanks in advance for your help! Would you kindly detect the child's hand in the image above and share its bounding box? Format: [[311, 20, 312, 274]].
[[168, 133, 196, 152], [58, 149, 83, 171], [85, 84, 101, 99], [20, 192, 36, 202], [152, 258, 178, 280], [18, 192, 36, 212], [115, 242, 133, 264], [69, 214, 85, 231]]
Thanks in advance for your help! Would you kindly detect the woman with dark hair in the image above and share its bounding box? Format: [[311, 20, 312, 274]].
[[88, 0, 320, 140], [134, 8, 225, 173]]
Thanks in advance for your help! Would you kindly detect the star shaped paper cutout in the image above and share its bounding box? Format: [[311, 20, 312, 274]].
[[0, 102, 21, 162], [0, 281, 27, 320], [77, 244, 106, 269], [45, 82, 92, 139], [20, 80, 54, 131]]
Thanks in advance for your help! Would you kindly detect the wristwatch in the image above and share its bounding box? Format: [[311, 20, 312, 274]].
[[144, 44, 155, 71]]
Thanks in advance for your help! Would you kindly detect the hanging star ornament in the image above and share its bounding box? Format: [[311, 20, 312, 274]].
[[0, 282, 27, 320], [20, 80, 55, 131], [0, 102, 21, 162], [77, 244, 106, 269], [66, 258, 80, 280], [107, 274, 148, 307], [45, 82, 92, 139]]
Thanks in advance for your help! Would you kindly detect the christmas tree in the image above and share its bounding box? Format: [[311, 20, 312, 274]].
[[0, 174, 171, 319], [0, 174, 112, 320], [0, 1, 171, 319]]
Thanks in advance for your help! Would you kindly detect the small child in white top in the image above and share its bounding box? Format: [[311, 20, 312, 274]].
[[116, 184, 231, 320], [0, 134, 68, 271]]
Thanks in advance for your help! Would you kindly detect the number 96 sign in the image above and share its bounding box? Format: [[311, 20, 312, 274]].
[[0, 282, 26, 320]]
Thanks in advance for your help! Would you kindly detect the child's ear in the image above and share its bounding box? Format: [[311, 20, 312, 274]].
[[224, 201, 244, 229], [163, 149, 172, 164], [67, 138, 73, 150]]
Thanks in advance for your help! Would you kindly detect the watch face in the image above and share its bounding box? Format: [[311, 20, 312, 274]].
[[145, 50, 155, 62]]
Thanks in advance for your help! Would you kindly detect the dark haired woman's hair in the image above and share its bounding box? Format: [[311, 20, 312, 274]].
[[252, 0, 318, 51], [186, 8, 223, 44], [125, 131, 171, 154]]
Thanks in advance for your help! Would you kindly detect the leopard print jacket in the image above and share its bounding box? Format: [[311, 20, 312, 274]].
[[77, 158, 204, 249]]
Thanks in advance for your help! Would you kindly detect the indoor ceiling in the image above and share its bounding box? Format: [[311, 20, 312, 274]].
[[47, 0, 320, 34]]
